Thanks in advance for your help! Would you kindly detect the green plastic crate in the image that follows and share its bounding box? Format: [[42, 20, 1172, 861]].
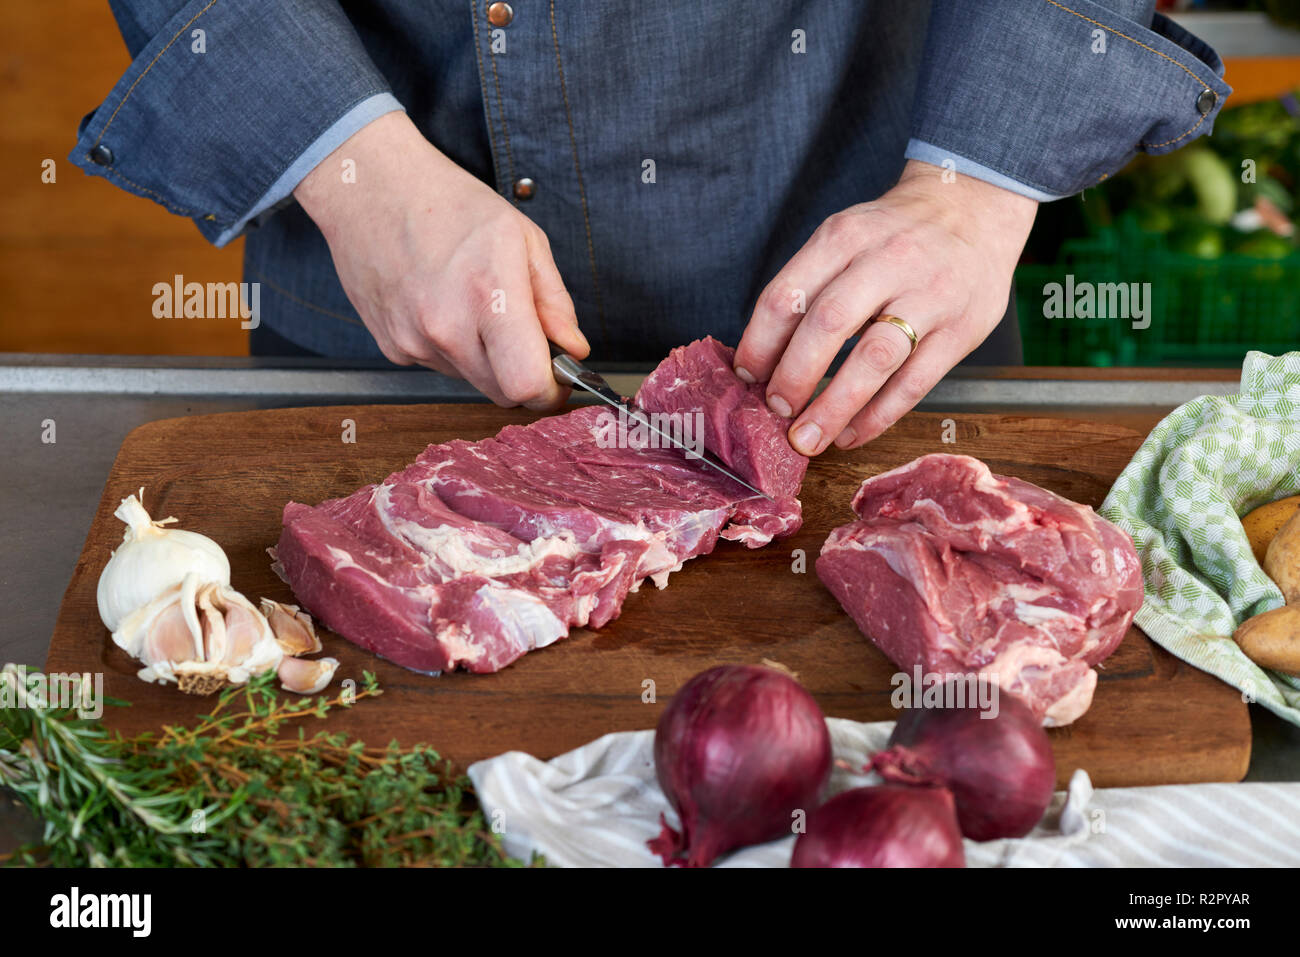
[[1015, 222, 1299, 367]]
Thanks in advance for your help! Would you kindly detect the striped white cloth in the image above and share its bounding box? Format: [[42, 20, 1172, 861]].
[[468, 718, 1300, 868]]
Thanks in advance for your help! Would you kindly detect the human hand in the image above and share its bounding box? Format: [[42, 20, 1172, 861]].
[[733, 159, 1037, 454], [293, 112, 588, 409]]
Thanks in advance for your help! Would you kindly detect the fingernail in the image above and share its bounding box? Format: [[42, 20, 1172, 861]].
[[767, 394, 792, 418], [735, 366, 755, 384], [834, 426, 857, 448], [791, 421, 822, 455]]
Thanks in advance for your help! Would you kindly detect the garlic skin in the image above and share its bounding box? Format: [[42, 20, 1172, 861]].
[[97, 490, 230, 632], [260, 599, 322, 656]]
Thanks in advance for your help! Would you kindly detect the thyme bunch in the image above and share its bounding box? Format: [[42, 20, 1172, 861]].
[[0, 665, 528, 867]]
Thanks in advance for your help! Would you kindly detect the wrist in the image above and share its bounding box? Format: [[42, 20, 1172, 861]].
[[896, 158, 1038, 251], [293, 111, 434, 239]]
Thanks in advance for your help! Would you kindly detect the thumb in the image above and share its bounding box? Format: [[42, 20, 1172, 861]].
[[526, 230, 589, 359]]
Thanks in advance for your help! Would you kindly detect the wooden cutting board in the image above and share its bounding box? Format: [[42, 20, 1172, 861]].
[[45, 405, 1251, 787]]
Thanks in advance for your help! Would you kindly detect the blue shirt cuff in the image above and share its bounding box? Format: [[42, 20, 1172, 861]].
[[904, 139, 1066, 203], [213, 92, 405, 246]]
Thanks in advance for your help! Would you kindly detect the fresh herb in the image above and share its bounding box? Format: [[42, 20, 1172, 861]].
[[0, 665, 532, 867]]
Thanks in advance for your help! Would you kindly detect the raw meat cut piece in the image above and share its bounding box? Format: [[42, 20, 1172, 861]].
[[635, 336, 807, 501], [274, 486, 646, 674], [816, 454, 1142, 726], [276, 338, 808, 675]]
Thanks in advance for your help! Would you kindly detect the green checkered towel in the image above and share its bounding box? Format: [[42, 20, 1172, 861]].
[[1100, 351, 1300, 725]]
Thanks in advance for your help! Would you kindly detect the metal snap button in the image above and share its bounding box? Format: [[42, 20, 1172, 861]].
[[513, 177, 536, 200], [88, 144, 114, 166], [1196, 88, 1217, 116], [488, 2, 514, 27]]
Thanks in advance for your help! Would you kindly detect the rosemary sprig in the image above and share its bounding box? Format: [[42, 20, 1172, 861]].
[[0, 665, 531, 867]]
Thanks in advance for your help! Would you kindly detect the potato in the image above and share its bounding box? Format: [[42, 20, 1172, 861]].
[[1241, 495, 1300, 566], [1234, 605, 1300, 676], [1264, 508, 1300, 604]]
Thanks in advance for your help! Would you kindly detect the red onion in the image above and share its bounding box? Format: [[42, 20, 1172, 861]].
[[791, 785, 966, 868], [868, 682, 1056, 841], [648, 664, 832, 867]]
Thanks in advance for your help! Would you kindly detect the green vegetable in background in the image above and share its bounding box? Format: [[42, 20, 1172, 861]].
[[1133, 203, 1176, 234], [1179, 148, 1238, 226], [1168, 222, 1226, 260]]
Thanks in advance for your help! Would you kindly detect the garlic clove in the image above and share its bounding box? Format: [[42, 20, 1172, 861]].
[[205, 585, 283, 682], [199, 584, 267, 667], [260, 599, 322, 656], [138, 593, 201, 668], [277, 656, 339, 695], [113, 574, 204, 669], [222, 598, 270, 665], [197, 584, 229, 663]]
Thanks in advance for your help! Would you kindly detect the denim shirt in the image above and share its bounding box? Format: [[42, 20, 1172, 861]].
[[72, 0, 1229, 361]]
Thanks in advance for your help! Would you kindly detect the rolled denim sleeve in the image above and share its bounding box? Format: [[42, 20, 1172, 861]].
[[70, 0, 397, 244], [907, 0, 1232, 200], [212, 92, 403, 246]]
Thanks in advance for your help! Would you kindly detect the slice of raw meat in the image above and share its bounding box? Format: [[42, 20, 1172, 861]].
[[635, 336, 807, 500], [816, 454, 1142, 726], [276, 338, 808, 674]]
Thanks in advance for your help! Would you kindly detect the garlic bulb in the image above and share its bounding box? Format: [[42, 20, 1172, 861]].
[[97, 490, 230, 632], [98, 490, 337, 696]]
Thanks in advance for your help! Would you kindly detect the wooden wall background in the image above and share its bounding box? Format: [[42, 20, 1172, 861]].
[[0, 6, 1295, 357], [0, 3, 247, 355]]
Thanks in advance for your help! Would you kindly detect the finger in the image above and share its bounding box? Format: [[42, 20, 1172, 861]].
[[478, 272, 567, 412], [393, 308, 505, 401], [437, 335, 512, 405], [377, 340, 419, 367], [416, 352, 459, 378], [733, 217, 858, 385], [363, 317, 419, 367], [765, 257, 887, 422], [786, 314, 927, 455], [834, 328, 961, 450], [526, 229, 589, 359]]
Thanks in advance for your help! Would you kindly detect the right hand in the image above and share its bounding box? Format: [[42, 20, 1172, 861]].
[[293, 111, 589, 409]]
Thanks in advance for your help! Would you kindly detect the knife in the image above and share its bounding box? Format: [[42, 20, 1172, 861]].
[[549, 342, 772, 501]]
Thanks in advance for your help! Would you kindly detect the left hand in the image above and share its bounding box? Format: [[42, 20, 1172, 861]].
[[733, 159, 1038, 455]]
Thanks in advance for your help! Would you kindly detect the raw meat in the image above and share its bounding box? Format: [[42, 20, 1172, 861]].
[[275, 338, 806, 674], [636, 336, 807, 501], [816, 454, 1142, 726]]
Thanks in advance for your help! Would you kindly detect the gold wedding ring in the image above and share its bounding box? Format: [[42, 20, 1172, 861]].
[[872, 314, 919, 355]]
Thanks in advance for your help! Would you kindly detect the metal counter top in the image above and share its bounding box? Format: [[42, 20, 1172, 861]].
[[0, 356, 1294, 851]]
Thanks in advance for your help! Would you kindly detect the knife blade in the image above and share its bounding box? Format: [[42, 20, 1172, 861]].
[[549, 342, 773, 501]]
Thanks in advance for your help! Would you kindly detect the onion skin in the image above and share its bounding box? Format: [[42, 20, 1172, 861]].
[[869, 686, 1056, 841], [791, 785, 966, 868], [649, 664, 832, 867]]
